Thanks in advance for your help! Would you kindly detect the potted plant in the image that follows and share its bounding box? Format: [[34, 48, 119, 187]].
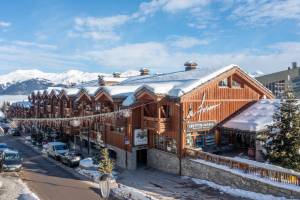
[[98, 148, 114, 199]]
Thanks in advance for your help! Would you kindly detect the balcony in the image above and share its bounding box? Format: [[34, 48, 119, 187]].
[[64, 108, 71, 117], [143, 116, 170, 134]]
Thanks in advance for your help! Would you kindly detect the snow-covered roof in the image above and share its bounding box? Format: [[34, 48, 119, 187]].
[[120, 64, 239, 97], [222, 99, 279, 132], [62, 88, 81, 96], [11, 100, 32, 108], [100, 85, 140, 97]]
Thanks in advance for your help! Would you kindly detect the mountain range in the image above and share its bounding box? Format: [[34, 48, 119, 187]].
[[0, 69, 140, 95]]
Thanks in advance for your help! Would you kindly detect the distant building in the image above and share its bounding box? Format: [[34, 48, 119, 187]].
[[256, 62, 300, 98]]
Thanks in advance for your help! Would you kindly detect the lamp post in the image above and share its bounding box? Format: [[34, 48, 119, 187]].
[[70, 119, 80, 151]]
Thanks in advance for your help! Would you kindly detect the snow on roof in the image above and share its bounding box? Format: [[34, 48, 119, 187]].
[[84, 87, 99, 95], [62, 88, 81, 96], [101, 85, 140, 97], [222, 99, 279, 132], [120, 64, 238, 97], [11, 100, 32, 108]]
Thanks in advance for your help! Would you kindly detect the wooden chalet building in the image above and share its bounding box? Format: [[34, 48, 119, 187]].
[[9, 62, 274, 173]]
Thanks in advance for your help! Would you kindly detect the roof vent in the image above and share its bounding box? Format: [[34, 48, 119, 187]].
[[184, 61, 198, 71], [140, 68, 150, 76], [292, 62, 297, 69], [113, 72, 121, 78]]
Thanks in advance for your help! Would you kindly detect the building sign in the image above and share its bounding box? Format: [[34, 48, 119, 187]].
[[134, 129, 148, 146], [186, 93, 221, 120], [187, 121, 216, 131]]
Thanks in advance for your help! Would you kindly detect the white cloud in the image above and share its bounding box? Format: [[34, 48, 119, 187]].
[[12, 41, 57, 50], [168, 36, 209, 48], [71, 15, 130, 41], [229, 0, 300, 25], [83, 40, 300, 74], [0, 20, 11, 28], [0, 41, 85, 71]]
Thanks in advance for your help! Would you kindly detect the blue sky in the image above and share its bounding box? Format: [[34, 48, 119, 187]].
[[0, 0, 300, 75]]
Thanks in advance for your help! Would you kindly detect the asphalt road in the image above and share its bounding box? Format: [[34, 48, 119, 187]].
[[0, 135, 103, 200]]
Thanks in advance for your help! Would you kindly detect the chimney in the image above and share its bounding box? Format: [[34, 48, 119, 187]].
[[184, 61, 198, 71], [292, 62, 297, 69], [113, 72, 121, 78], [140, 68, 150, 76], [98, 75, 105, 86]]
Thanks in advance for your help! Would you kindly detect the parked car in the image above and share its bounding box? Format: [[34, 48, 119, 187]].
[[0, 143, 9, 153], [1, 149, 22, 172], [60, 151, 82, 167], [12, 129, 21, 136], [46, 142, 69, 160]]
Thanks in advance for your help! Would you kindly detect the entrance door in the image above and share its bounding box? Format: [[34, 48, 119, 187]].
[[136, 149, 147, 168]]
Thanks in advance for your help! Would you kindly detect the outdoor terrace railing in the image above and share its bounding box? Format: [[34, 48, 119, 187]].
[[184, 148, 300, 186]]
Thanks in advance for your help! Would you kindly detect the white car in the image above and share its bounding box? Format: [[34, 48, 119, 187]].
[[46, 142, 69, 160]]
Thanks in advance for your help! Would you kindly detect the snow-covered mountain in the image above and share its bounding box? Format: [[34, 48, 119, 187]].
[[249, 70, 265, 78], [0, 69, 140, 95]]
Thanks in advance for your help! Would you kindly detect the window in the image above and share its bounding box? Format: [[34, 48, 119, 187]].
[[218, 78, 228, 87], [232, 79, 242, 88], [187, 131, 216, 149], [95, 103, 101, 112], [154, 134, 177, 153]]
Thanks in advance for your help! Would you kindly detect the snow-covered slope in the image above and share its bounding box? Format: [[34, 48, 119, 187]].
[[0, 69, 140, 86], [0, 69, 140, 95]]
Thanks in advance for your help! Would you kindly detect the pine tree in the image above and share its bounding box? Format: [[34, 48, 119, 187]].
[[99, 148, 114, 175], [266, 87, 300, 171]]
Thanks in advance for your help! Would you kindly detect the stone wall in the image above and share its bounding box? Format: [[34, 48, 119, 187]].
[[106, 144, 135, 170], [147, 149, 179, 174], [181, 158, 300, 199]]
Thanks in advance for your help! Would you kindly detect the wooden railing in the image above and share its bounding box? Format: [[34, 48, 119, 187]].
[[143, 116, 169, 133], [184, 148, 300, 186]]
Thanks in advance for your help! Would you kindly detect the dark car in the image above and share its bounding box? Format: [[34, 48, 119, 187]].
[[0, 143, 8, 153], [12, 129, 21, 136], [1, 150, 22, 172], [60, 151, 82, 167]]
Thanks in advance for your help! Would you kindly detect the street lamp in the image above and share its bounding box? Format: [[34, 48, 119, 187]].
[[70, 119, 80, 151]]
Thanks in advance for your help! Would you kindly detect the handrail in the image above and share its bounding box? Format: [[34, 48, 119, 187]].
[[184, 148, 300, 186]]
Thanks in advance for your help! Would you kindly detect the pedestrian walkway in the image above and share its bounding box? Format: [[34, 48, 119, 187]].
[[116, 168, 248, 200]]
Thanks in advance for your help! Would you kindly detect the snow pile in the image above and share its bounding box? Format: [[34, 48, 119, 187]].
[[191, 177, 287, 200], [0, 176, 40, 200], [192, 159, 300, 193], [79, 157, 98, 169], [112, 184, 159, 200], [223, 99, 279, 132], [76, 168, 101, 182], [0, 111, 4, 118]]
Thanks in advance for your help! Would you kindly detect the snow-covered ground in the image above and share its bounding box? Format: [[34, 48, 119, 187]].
[[192, 159, 300, 193], [0, 174, 39, 200], [0, 95, 28, 106], [190, 177, 288, 200]]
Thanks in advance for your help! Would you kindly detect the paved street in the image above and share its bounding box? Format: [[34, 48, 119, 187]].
[[0, 135, 102, 200]]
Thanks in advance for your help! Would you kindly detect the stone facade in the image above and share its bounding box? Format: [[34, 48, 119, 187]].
[[147, 149, 180, 174], [181, 158, 300, 199], [106, 144, 135, 170]]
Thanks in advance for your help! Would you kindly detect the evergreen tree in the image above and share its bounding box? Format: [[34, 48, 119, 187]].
[[99, 148, 114, 175], [266, 87, 300, 171]]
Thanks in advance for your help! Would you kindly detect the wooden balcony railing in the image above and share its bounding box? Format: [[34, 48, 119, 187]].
[[143, 116, 170, 133], [184, 148, 300, 186]]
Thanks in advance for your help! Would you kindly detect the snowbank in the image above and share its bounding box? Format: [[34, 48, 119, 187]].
[[190, 177, 288, 200], [79, 158, 98, 169], [192, 159, 300, 193]]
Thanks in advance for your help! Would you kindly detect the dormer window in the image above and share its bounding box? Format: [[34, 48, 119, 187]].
[[218, 78, 228, 87], [232, 79, 242, 88]]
